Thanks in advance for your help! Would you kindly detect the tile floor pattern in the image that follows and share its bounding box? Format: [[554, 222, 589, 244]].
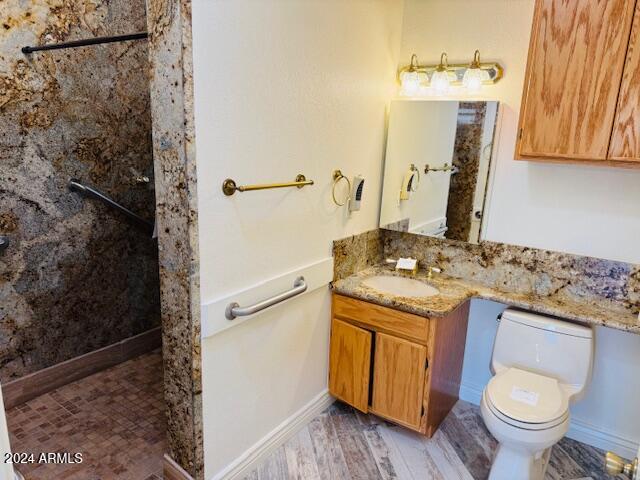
[[6, 350, 165, 480], [246, 401, 618, 480]]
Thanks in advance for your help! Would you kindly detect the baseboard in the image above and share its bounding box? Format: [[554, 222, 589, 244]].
[[2, 327, 161, 409], [211, 390, 335, 480], [458, 380, 639, 460], [164, 454, 195, 480], [567, 418, 639, 461]]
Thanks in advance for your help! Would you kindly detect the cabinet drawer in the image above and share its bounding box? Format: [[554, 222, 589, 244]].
[[332, 294, 430, 345]]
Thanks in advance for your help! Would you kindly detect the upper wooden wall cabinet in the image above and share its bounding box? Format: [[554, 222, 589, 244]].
[[516, 0, 640, 166]]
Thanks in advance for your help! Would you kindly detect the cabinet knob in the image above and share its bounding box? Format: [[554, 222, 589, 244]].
[[605, 451, 638, 478]]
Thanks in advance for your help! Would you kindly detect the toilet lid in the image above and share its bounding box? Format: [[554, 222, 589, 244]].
[[486, 368, 569, 425]]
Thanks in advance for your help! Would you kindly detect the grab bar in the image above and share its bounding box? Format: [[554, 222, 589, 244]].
[[225, 276, 307, 320], [222, 174, 314, 196], [22, 32, 148, 54], [68, 179, 154, 236]]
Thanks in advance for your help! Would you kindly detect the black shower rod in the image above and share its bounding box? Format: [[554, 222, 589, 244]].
[[22, 32, 148, 54]]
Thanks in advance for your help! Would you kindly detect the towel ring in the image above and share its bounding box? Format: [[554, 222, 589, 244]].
[[332, 170, 351, 206]]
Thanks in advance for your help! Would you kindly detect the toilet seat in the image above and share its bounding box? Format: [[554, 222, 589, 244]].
[[485, 368, 569, 431]]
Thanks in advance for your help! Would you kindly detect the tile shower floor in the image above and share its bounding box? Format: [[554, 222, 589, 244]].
[[246, 401, 614, 480], [6, 350, 165, 480]]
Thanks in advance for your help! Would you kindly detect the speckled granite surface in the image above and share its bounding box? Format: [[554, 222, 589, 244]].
[[333, 229, 384, 281], [145, 0, 203, 477], [332, 230, 640, 334], [0, 0, 160, 381]]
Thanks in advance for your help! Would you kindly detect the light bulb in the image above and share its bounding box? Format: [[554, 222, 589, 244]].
[[400, 70, 421, 96], [462, 68, 484, 92], [462, 50, 489, 93], [430, 52, 450, 95], [430, 70, 450, 95], [400, 54, 424, 96]]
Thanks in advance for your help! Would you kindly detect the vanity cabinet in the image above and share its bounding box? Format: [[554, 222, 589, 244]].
[[328, 294, 469, 436], [516, 0, 640, 166]]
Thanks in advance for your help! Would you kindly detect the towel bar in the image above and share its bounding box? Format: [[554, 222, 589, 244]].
[[424, 163, 459, 174], [222, 174, 314, 196]]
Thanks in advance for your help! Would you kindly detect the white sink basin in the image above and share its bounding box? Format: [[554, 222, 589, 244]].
[[362, 275, 440, 298]]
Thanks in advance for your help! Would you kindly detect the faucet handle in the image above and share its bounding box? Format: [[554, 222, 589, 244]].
[[427, 266, 442, 279]]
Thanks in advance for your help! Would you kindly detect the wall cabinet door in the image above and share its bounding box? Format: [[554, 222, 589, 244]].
[[610, 2, 640, 162], [371, 332, 427, 430], [517, 0, 636, 161], [328, 319, 372, 413]]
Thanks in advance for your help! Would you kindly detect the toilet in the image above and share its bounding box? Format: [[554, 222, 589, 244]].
[[480, 309, 594, 480]]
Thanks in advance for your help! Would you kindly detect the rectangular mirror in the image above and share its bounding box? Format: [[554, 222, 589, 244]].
[[379, 100, 499, 244]]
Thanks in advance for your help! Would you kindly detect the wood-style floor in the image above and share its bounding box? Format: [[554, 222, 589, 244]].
[[245, 400, 614, 480]]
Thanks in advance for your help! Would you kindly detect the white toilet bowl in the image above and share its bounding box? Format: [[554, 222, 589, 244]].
[[480, 310, 594, 480], [480, 369, 570, 480]]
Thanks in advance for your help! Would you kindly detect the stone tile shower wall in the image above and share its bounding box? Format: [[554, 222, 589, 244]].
[[446, 102, 487, 242], [0, 0, 160, 380], [145, 0, 203, 474]]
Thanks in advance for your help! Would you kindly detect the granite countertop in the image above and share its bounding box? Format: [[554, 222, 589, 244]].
[[332, 264, 640, 334]]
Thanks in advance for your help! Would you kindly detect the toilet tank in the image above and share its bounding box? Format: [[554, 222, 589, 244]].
[[491, 309, 594, 397]]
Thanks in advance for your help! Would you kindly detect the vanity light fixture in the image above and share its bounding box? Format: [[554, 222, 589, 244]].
[[430, 53, 452, 95], [462, 50, 490, 92], [397, 51, 503, 96]]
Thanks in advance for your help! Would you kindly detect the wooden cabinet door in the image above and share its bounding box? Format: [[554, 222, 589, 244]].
[[329, 319, 372, 412], [610, 3, 640, 162], [371, 333, 427, 430], [517, 0, 636, 161]]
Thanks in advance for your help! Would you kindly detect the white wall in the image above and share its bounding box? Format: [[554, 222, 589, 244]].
[[191, 1, 404, 477], [400, 0, 640, 457]]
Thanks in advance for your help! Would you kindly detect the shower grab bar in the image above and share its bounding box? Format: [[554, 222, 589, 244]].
[[22, 32, 148, 54], [225, 276, 307, 320], [68, 179, 154, 236]]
